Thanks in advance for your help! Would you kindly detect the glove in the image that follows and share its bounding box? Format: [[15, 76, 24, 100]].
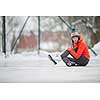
[[67, 48, 72, 52]]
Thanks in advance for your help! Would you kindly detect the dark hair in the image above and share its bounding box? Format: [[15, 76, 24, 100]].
[[71, 35, 80, 44]]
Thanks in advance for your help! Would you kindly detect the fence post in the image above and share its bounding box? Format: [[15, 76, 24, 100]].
[[38, 16, 41, 54], [2, 16, 6, 56]]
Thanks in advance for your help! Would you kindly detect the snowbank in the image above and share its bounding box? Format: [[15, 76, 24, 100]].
[[4, 50, 49, 62], [92, 42, 100, 56], [0, 52, 6, 60], [88, 42, 100, 66]]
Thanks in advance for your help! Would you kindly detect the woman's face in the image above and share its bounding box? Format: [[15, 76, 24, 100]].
[[72, 37, 78, 43]]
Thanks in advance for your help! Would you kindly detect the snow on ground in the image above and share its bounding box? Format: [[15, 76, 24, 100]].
[[0, 42, 100, 82], [93, 41, 100, 54], [88, 42, 100, 66]]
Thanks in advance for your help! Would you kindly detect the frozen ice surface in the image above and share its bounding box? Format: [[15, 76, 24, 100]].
[[0, 41, 100, 82]]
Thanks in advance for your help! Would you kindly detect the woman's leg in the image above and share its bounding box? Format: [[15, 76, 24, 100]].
[[61, 50, 71, 64], [69, 55, 89, 66], [61, 50, 78, 66], [76, 55, 89, 66]]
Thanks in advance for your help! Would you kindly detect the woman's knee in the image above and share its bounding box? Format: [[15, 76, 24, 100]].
[[61, 54, 64, 59], [61, 50, 69, 59]]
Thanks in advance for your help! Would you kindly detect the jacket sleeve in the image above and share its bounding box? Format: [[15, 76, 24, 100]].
[[69, 43, 85, 59]]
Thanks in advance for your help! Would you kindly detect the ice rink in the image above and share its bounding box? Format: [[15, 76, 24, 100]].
[[0, 50, 100, 83]]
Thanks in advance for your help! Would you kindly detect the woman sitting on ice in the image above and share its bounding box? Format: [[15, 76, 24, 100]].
[[61, 31, 90, 67]]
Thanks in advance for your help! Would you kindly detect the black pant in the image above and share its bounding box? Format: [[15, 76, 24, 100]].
[[61, 50, 89, 66]]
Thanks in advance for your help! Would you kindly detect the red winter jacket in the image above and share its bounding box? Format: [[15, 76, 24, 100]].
[[67, 36, 90, 60]]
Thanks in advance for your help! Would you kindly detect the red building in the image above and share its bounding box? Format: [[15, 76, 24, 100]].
[[16, 31, 71, 52], [16, 32, 37, 52], [42, 31, 70, 45]]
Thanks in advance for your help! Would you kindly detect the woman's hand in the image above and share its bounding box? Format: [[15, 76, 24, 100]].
[[67, 48, 72, 52]]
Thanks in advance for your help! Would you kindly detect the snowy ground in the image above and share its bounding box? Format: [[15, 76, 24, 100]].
[[0, 42, 100, 83]]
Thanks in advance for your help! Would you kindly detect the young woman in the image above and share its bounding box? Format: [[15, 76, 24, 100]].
[[61, 32, 90, 67]]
